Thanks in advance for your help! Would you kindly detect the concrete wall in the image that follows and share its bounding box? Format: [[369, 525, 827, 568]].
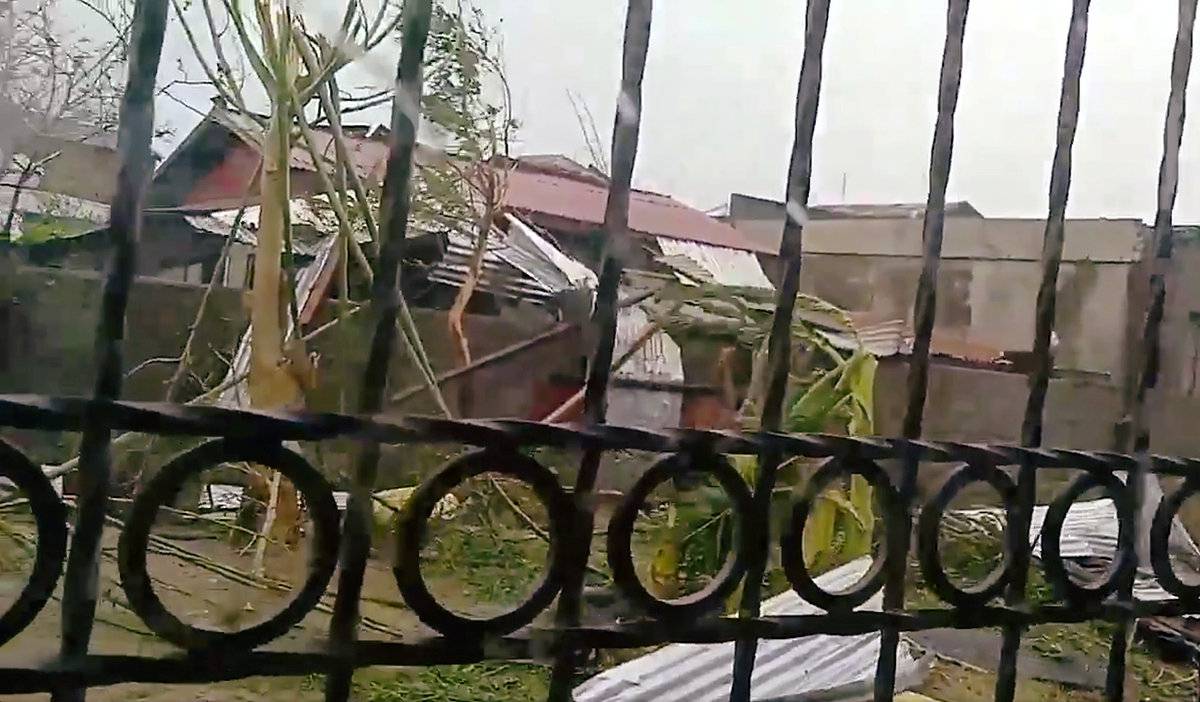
[[17, 135, 121, 204], [37, 142, 121, 203], [798, 253, 1137, 378], [0, 266, 249, 465], [0, 266, 582, 469], [730, 195, 1145, 263], [875, 359, 1200, 458], [0, 266, 248, 400], [795, 217, 1144, 262], [730, 209, 1150, 380], [869, 359, 1200, 506], [1159, 239, 1200, 399]]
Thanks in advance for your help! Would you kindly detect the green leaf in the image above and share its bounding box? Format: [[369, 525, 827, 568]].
[[802, 495, 838, 568], [818, 489, 868, 531], [843, 475, 875, 557], [731, 455, 758, 485], [847, 352, 877, 436]]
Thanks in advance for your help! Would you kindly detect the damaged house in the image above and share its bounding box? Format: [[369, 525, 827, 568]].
[[3, 101, 790, 445], [414, 154, 781, 431]]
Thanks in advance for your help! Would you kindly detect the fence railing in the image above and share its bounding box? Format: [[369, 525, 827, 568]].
[[0, 0, 1197, 701]]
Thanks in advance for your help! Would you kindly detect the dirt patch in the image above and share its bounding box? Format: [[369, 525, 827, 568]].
[[917, 657, 1103, 702]]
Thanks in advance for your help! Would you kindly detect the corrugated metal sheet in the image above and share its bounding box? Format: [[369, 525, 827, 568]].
[[574, 557, 927, 702], [506, 214, 598, 290], [819, 319, 908, 357], [215, 235, 338, 408], [817, 318, 1009, 369], [0, 189, 109, 242], [615, 304, 683, 382], [954, 498, 1200, 604], [427, 228, 554, 303], [426, 214, 598, 306], [608, 303, 685, 429], [656, 237, 774, 290], [501, 158, 773, 253], [184, 196, 371, 258]]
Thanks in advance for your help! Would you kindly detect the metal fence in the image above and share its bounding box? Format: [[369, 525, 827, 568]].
[[0, 0, 1197, 700]]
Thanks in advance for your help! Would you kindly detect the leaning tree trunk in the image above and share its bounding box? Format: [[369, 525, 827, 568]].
[[244, 101, 303, 570]]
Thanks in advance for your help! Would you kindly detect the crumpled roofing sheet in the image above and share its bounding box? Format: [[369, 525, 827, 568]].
[[573, 557, 927, 702], [614, 303, 684, 383], [656, 236, 774, 290], [184, 195, 371, 257], [955, 498, 1200, 603], [428, 214, 599, 305]]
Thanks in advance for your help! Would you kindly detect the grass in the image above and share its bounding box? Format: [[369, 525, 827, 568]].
[[916, 515, 1198, 701], [1025, 622, 1197, 702], [417, 478, 554, 614], [351, 664, 549, 702]]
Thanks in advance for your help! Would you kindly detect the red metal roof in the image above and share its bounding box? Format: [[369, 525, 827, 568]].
[[209, 106, 395, 183], [500, 158, 773, 254], [287, 128, 392, 182]]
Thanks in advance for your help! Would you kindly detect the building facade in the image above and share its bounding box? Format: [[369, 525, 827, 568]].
[[727, 193, 1151, 387]]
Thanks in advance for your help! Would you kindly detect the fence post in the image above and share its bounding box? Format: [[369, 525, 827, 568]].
[[994, 2, 1091, 701], [51, 1, 168, 700], [873, 1, 971, 699], [545, 2, 653, 700], [322, 2, 435, 700], [1105, 2, 1197, 700], [727, 1, 831, 699]]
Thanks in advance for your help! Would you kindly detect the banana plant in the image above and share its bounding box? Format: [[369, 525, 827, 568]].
[[786, 348, 878, 571], [638, 260, 880, 598]]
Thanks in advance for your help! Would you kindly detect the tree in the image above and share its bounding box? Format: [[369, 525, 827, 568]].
[[0, 0, 136, 243], [423, 1, 516, 371], [0, 0, 133, 181], [169, 0, 515, 568], [167, 0, 413, 568]]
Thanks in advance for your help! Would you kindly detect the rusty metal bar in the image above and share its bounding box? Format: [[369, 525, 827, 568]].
[[389, 323, 575, 406], [545, 2, 652, 699], [10, 394, 1200, 474], [1105, 1, 1197, 700], [322, 2, 435, 700], [51, 1, 169, 700], [4, 594, 1200, 695], [727, 1, 831, 699], [994, 2, 1091, 701], [874, 1, 971, 699], [5, 395, 1200, 475]]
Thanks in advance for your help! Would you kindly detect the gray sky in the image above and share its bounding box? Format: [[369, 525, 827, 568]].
[[153, 1, 1200, 222]]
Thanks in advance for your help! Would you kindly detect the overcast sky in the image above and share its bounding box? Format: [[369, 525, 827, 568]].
[[150, 1, 1200, 222]]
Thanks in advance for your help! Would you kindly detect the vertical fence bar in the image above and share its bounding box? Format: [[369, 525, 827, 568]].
[[322, 2, 434, 700], [545, 2, 652, 699], [993, 2, 1091, 701], [727, 1, 831, 699], [872, 1, 970, 699], [1106, 2, 1196, 700], [51, 0, 169, 700]]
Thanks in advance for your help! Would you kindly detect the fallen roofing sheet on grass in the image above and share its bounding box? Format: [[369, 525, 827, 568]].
[[573, 557, 929, 702]]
